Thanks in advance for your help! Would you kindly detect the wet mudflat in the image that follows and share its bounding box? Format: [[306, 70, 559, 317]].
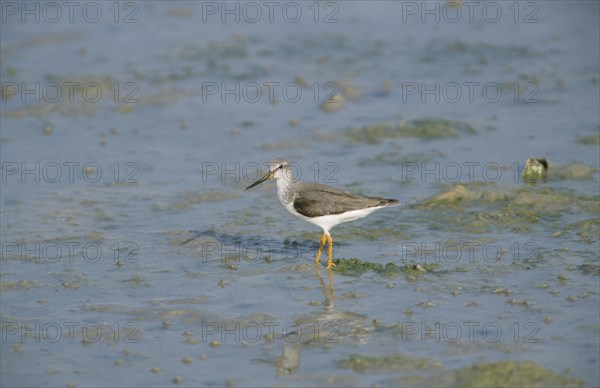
[[1, 1, 599, 387]]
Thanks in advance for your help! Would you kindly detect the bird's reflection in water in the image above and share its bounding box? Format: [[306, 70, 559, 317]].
[[273, 266, 336, 377], [316, 264, 335, 308], [275, 345, 301, 376]]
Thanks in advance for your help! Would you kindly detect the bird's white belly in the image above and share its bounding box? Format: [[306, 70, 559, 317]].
[[282, 199, 381, 234]]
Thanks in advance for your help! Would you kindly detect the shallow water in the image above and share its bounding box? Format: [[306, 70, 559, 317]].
[[1, 1, 599, 386]]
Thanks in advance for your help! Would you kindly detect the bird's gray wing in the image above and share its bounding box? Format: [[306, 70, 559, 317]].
[[293, 183, 397, 217]]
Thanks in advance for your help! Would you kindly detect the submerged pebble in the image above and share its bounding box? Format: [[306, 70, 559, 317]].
[[522, 157, 548, 183]]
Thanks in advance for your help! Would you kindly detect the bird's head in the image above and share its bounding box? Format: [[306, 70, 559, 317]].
[[244, 157, 292, 190]]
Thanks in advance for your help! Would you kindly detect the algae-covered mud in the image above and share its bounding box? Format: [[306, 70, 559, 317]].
[[1, 1, 599, 387]]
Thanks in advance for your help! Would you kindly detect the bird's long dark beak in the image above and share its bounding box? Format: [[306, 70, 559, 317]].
[[244, 169, 275, 191]]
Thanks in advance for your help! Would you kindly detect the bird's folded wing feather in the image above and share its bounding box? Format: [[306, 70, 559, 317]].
[[293, 186, 394, 217]]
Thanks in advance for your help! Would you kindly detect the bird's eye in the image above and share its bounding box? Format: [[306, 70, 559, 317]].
[[279, 164, 284, 169]]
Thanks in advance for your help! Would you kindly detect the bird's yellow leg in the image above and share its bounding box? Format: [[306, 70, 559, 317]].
[[326, 234, 336, 269], [315, 233, 327, 264]]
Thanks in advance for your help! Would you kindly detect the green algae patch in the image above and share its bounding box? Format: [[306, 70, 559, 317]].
[[554, 164, 597, 180], [333, 258, 436, 276], [417, 184, 599, 234], [0, 279, 36, 291], [409, 118, 476, 139], [510, 189, 599, 215], [576, 134, 600, 145], [421, 184, 598, 213], [341, 123, 396, 144], [341, 118, 475, 144], [455, 361, 584, 387], [419, 184, 510, 208], [336, 353, 443, 372], [577, 263, 600, 276]]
